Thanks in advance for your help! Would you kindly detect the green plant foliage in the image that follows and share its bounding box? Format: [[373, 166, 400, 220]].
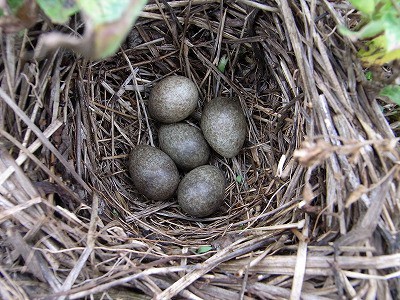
[[380, 85, 400, 105], [236, 175, 243, 183], [365, 70, 373, 80], [0, 0, 25, 17], [81, 0, 147, 59], [196, 245, 213, 254], [339, 20, 384, 41], [36, 0, 78, 23], [0, 0, 147, 59], [218, 55, 229, 73], [348, 0, 376, 16], [8, 0, 25, 13], [358, 36, 400, 65], [385, 12, 400, 52], [77, 0, 130, 25], [345, 0, 400, 106], [340, 0, 400, 66]]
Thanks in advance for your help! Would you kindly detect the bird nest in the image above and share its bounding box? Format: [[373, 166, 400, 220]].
[[1, 0, 400, 299]]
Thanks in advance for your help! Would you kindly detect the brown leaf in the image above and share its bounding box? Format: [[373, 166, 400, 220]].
[[293, 140, 334, 167], [300, 203, 322, 215], [34, 0, 146, 60], [251, 147, 260, 168], [302, 181, 315, 203], [211, 233, 242, 250], [345, 185, 368, 208]]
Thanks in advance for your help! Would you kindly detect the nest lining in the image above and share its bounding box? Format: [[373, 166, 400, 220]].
[[0, 0, 399, 299]]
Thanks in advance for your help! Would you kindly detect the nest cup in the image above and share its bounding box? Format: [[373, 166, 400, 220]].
[[1, 1, 400, 299]]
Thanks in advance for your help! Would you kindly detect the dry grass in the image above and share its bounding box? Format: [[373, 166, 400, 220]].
[[1, 0, 400, 299]]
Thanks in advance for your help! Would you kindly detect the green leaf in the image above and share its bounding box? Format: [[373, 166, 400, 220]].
[[197, 246, 213, 254], [349, 0, 394, 18], [358, 35, 400, 66], [365, 70, 373, 80], [350, 0, 375, 15], [361, 48, 400, 66], [112, 209, 119, 217], [382, 12, 400, 51], [380, 85, 400, 105], [348, 0, 376, 16], [340, 20, 385, 41], [236, 175, 243, 183], [77, 0, 147, 59], [218, 55, 228, 72], [36, 0, 79, 24], [8, 0, 25, 13], [373, 0, 396, 19], [77, 0, 130, 25]]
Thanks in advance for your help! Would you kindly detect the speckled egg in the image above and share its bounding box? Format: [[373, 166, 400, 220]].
[[149, 75, 198, 123], [159, 123, 210, 171], [177, 165, 225, 217], [129, 145, 179, 201], [200, 97, 247, 158]]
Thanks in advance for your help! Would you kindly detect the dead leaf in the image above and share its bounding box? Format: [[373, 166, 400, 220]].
[[211, 233, 242, 250], [250, 147, 260, 167], [345, 185, 368, 208], [293, 140, 334, 167], [302, 181, 315, 203], [34, 0, 147, 60], [300, 203, 322, 215]]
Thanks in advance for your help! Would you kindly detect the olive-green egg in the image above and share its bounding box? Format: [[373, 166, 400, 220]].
[[129, 145, 179, 201], [200, 97, 247, 158], [159, 123, 210, 171], [177, 165, 225, 217], [149, 75, 198, 123]]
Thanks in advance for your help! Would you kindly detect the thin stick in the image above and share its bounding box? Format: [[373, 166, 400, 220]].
[[0, 119, 63, 185], [0, 129, 84, 205], [0, 87, 91, 194], [290, 215, 309, 300], [58, 193, 100, 299]]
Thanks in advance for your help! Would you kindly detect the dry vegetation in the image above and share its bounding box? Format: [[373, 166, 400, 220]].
[[1, 0, 400, 299]]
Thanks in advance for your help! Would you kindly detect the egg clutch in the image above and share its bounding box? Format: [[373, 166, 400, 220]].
[[128, 75, 247, 218]]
